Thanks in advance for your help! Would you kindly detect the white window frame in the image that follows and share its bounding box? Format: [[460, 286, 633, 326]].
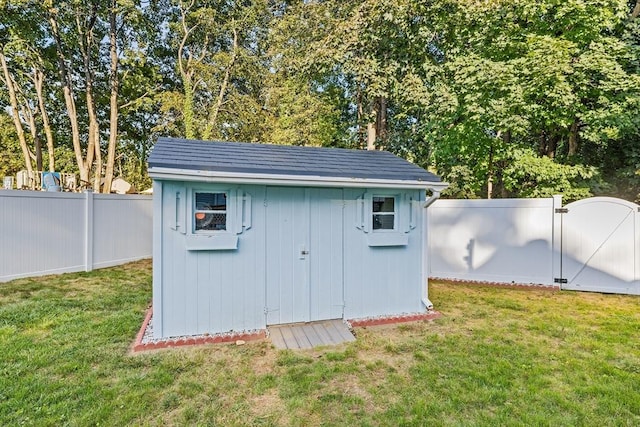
[[372, 195, 398, 232], [193, 190, 229, 233]]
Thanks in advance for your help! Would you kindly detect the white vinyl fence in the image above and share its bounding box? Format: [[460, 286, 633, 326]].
[[428, 197, 561, 286], [0, 190, 152, 282], [428, 196, 640, 295]]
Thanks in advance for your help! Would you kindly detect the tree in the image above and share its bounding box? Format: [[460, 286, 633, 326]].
[[0, 115, 24, 181], [0, 1, 164, 192], [46, 2, 104, 189], [0, 47, 34, 183], [270, 0, 440, 150], [419, 0, 640, 199], [2, 0, 639, 201], [0, 4, 56, 184], [158, 0, 271, 142]]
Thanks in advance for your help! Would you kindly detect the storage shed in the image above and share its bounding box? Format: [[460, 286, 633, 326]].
[[148, 137, 447, 339]]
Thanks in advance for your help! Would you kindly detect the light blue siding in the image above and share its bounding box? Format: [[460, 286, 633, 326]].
[[155, 182, 266, 338], [342, 188, 425, 320], [154, 182, 427, 339], [309, 188, 344, 321], [265, 187, 309, 324]]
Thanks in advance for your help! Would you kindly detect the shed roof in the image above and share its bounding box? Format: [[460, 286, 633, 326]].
[[148, 138, 445, 190]]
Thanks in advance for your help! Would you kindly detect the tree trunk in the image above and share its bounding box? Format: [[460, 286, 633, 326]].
[[0, 51, 34, 181], [76, 6, 101, 191], [632, 1, 640, 19], [568, 118, 579, 156], [203, 25, 238, 141], [181, 76, 195, 139], [366, 97, 388, 150], [487, 141, 494, 199], [538, 130, 547, 157], [93, 138, 102, 191], [376, 97, 387, 142], [366, 97, 381, 150], [356, 87, 365, 149], [548, 133, 559, 159], [49, 10, 89, 186], [34, 67, 55, 172], [538, 129, 558, 158], [501, 129, 511, 144], [177, 1, 198, 140], [366, 122, 376, 150], [104, 0, 119, 194], [23, 105, 43, 172]]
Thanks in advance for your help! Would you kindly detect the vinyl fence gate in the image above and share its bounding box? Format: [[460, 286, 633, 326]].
[[429, 196, 640, 296], [557, 197, 640, 295]]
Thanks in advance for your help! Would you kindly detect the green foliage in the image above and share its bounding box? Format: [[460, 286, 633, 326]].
[[0, 0, 169, 189], [1, 0, 640, 198], [0, 115, 23, 178], [266, 0, 640, 199], [264, 77, 343, 147], [503, 148, 596, 201], [440, 166, 481, 199], [418, 0, 640, 199], [158, 0, 272, 142]]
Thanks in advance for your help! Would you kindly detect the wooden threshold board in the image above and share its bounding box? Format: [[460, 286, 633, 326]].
[[268, 319, 355, 350]]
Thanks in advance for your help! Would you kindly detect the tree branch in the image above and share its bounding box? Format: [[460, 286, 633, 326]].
[[632, 1, 640, 19], [119, 90, 150, 109]]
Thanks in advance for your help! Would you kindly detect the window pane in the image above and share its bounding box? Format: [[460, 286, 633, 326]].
[[195, 213, 227, 231], [373, 214, 394, 230], [373, 196, 394, 213], [196, 192, 226, 210]]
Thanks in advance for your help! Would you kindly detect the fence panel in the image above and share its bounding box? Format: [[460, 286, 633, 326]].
[[0, 190, 152, 282], [92, 194, 153, 269], [428, 198, 559, 285], [559, 197, 640, 295]]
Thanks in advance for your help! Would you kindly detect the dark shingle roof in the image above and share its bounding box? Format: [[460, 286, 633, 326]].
[[148, 137, 440, 183]]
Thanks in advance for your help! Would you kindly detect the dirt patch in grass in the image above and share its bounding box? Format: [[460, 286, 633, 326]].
[[324, 373, 376, 412], [249, 389, 288, 423], [249, 342, 279, 375]]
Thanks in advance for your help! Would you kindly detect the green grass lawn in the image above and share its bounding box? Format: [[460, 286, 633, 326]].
[[1, 260, 639, 426]]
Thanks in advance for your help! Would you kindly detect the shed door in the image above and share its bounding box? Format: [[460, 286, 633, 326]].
[[265, 187, 344, 325], [560, 197, 640, 295]]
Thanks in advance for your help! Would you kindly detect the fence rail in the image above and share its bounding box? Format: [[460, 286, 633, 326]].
[[0, 190, 152, 283]]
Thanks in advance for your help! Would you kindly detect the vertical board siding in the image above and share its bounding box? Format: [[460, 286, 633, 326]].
[[157, 182, 183, 337], [156, 183, 267, 338], [195, 251, 210, 333], [428, 198, 555, 285], [309, 188, 344, 321], [0, 190, 152, 283], [152, 181, 164, 337], [156, 183, 427, 339], [160, 181, 188, 337], [342, 188, 424, 320], [265, 187, 308, 325]]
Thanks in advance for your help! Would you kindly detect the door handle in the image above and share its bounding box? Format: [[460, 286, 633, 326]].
[[299, 245, 309, 259]]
